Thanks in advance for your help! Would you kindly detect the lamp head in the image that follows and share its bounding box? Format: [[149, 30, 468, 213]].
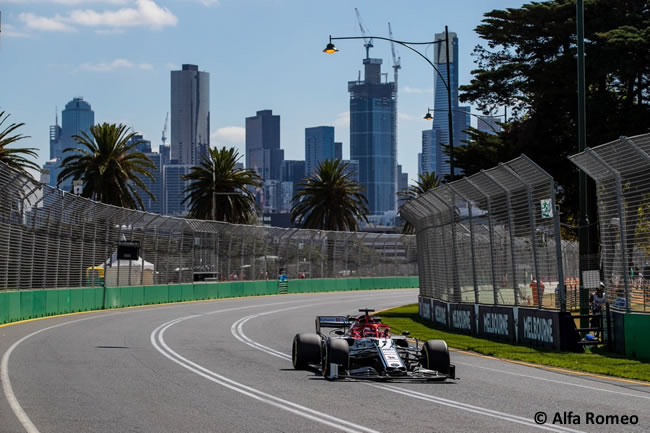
[[323, 42, 338, 54], [423, 111, 433, 121]]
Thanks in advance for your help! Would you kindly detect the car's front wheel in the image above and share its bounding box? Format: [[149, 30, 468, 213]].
[[292, 333, 321, 369], [322, 338, 349, 379], [420, 339, 450, 375]]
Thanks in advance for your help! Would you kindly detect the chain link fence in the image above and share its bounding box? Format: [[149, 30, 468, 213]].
[[569, 133, 650, 312], [401, 155, 578, 310], [0, 162, 417, 291]]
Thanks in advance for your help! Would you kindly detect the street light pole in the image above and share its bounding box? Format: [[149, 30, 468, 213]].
[[324, 31, 454, 179], [576, 0, 591, 323]]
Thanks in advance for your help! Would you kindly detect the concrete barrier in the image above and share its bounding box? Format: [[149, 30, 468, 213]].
[[0, 276, 418, 326]]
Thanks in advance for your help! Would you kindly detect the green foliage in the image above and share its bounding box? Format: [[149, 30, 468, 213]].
[[458, 0, 650, 222], [291, 159, 369, 231], [382, 304, 650, 382], [397, 171, 442, 234], [0, 111, 39, 173], [182, 146, 261, 223], [57, 123, 156, 210]]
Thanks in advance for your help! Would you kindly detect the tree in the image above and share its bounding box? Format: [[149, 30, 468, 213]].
[[182, 147, 261, 223], [397, 171, 443, 234], [457, 0, 650, 224], [290, 159, 369, 231], [57, 123, 156, 210], [0, 111, 39, 173]]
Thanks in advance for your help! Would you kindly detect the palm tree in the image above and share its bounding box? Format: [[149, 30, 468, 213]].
[[291, 158, 369, 231], [182, 147, 261, 223], [57, 123, 156, 210], [398, 171, 442, 234], [0, 111, 39, 173]]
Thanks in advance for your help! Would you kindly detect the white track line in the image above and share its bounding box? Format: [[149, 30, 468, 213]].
[[454, 361, 650, 400], [151, 314, 381, 433], [230, 311, 588, 433], [2, 314, 121, 433]]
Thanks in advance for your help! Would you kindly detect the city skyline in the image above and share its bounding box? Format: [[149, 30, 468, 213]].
[[1, 0, 525, 184]]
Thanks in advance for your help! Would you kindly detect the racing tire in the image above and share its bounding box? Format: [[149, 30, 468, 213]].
[[292, 333, 321, 370], [421, 339, 450, 375], [322, 338, 349, 379]]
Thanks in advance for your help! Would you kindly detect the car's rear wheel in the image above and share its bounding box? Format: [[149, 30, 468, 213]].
[[420, 339, 450, 375], [322, 338, 349, 379], [292, 333, 321, 369]]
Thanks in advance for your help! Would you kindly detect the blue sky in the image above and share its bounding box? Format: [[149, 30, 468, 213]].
[[1, 0, 528, 182]]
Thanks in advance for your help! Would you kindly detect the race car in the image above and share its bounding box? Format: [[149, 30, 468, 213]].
[[291, 308, 456, 381]]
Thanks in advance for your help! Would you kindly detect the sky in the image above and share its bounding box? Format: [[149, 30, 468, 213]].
[[1, 0, 529, 183]]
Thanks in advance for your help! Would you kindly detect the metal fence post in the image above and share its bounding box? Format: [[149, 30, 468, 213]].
[[482, 170, 520, 305], [448, 184, 479, 304], [586, 149, 630, 312], [501, 163, 542, 308]]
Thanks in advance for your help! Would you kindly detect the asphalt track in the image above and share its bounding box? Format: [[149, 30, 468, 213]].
[[1, 289, 649, 433]]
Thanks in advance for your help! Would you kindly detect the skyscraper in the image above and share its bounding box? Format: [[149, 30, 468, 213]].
[[305, 126, 335, 175], [171, 64, 210, 165], [477, 115, 503, 135], [163, 164, 193, 216], [127, 134, 152, 153], [133, 152, 161, 214], [245, 110, 284, 181], [45, 97, 94, 190], [397, 164, 409, 208], [49, 113, 62, 160], [335, 142, 343, 160], [60, 97, 94, 157], [349, 56, 397, 215], [430, 31, 470, 177], [281, 160, 306, 195]]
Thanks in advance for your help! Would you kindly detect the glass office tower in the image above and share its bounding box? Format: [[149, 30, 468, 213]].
[[171, 64, 210, 165], [349, 57, 397, 215]]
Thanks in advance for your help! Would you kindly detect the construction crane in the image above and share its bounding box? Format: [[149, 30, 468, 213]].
[[354, 8, 373, 59], [161, 112, 168, 145], [388, 22, 401, 86]]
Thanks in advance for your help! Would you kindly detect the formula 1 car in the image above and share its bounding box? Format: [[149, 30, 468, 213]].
[[292, 309, 456, 381]]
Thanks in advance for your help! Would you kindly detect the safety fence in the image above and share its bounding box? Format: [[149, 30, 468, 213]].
[[569, 133, 650, 312], [0, 161, 417, 291], [401, 155, 578, 310]]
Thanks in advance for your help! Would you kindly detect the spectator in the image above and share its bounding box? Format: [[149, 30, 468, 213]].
[[614, 289, 627, 309], [589, 283, 606, 335]]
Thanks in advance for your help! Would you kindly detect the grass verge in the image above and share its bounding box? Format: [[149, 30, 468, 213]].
[[381, 304, 650, 383]]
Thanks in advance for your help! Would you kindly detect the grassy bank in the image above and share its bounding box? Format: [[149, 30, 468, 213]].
[[381, 304, 650, 383]]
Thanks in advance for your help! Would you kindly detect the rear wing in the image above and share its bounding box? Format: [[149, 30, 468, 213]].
[[316, 316, 351, 333]]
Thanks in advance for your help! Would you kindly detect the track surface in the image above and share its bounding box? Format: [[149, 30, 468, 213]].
[[1, 289, 648, 433]]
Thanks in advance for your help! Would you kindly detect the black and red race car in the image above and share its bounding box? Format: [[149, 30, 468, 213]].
[[292, 309, 456, 381]]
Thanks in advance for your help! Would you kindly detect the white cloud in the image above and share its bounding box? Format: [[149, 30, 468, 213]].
[[211, 126, 245, 146], [332, 111, 349, 129], [19, 12, 75, 32], [68, 0, 177, 29], [16, 0, 177, 33], [398, 113, 415, 121], [166, 63, 180, 70], [80, 58, 153, 72], [199, 0, 219, 6], [4, 0, 127, 3], [0, 24, 31, 38], [402, 86, 433, 94]]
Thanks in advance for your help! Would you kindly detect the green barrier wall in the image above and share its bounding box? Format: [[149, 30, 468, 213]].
[[0, 276, 418, 326], [624, 313, 650, 362]]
